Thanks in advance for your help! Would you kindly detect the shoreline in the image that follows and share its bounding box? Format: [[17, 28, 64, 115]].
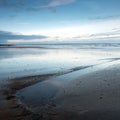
[[0, 66, 91, 120], [0, 73, 59, 120], [51, 63, 120, 120], [0, 61, 120, 120]]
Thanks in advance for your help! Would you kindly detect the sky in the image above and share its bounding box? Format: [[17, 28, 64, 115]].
[[0, 0, 120, 44]]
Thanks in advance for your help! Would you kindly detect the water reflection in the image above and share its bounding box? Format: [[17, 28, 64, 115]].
[[0, 46, 120, 80], [18, 81, 59, 108], [17, 59, 120, 110]]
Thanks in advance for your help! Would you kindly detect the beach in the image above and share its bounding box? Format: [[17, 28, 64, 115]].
[[0, 44, 120, 120], [1, 0, 120, 119]]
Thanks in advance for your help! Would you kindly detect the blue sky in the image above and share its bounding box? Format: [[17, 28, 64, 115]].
[[0, 0, 120, 43]]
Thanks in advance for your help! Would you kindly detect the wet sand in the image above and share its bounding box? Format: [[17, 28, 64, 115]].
[[51, 64, 120, 120], [0, 74, 55, 120], [0, 61, 120, 120], [0, 44, 120, 120], [0, 66, 92, 120]]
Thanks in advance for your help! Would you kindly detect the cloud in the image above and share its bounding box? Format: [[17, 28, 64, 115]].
[[71, 30, 120, 42], [91, 15, 120, 21], [0, 0, 76, 11], [0, 0, 77, 16], [0, 0, 37, 11], [41, 0, 76, 8], [0, 0, 25, 9], [0, 31, 47, 43]]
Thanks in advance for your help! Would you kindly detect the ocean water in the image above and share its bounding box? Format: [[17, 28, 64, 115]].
[[0, 43, 120, 81]]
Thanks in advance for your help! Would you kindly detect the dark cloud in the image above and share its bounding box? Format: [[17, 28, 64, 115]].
[[0, 30, 47, 43]]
